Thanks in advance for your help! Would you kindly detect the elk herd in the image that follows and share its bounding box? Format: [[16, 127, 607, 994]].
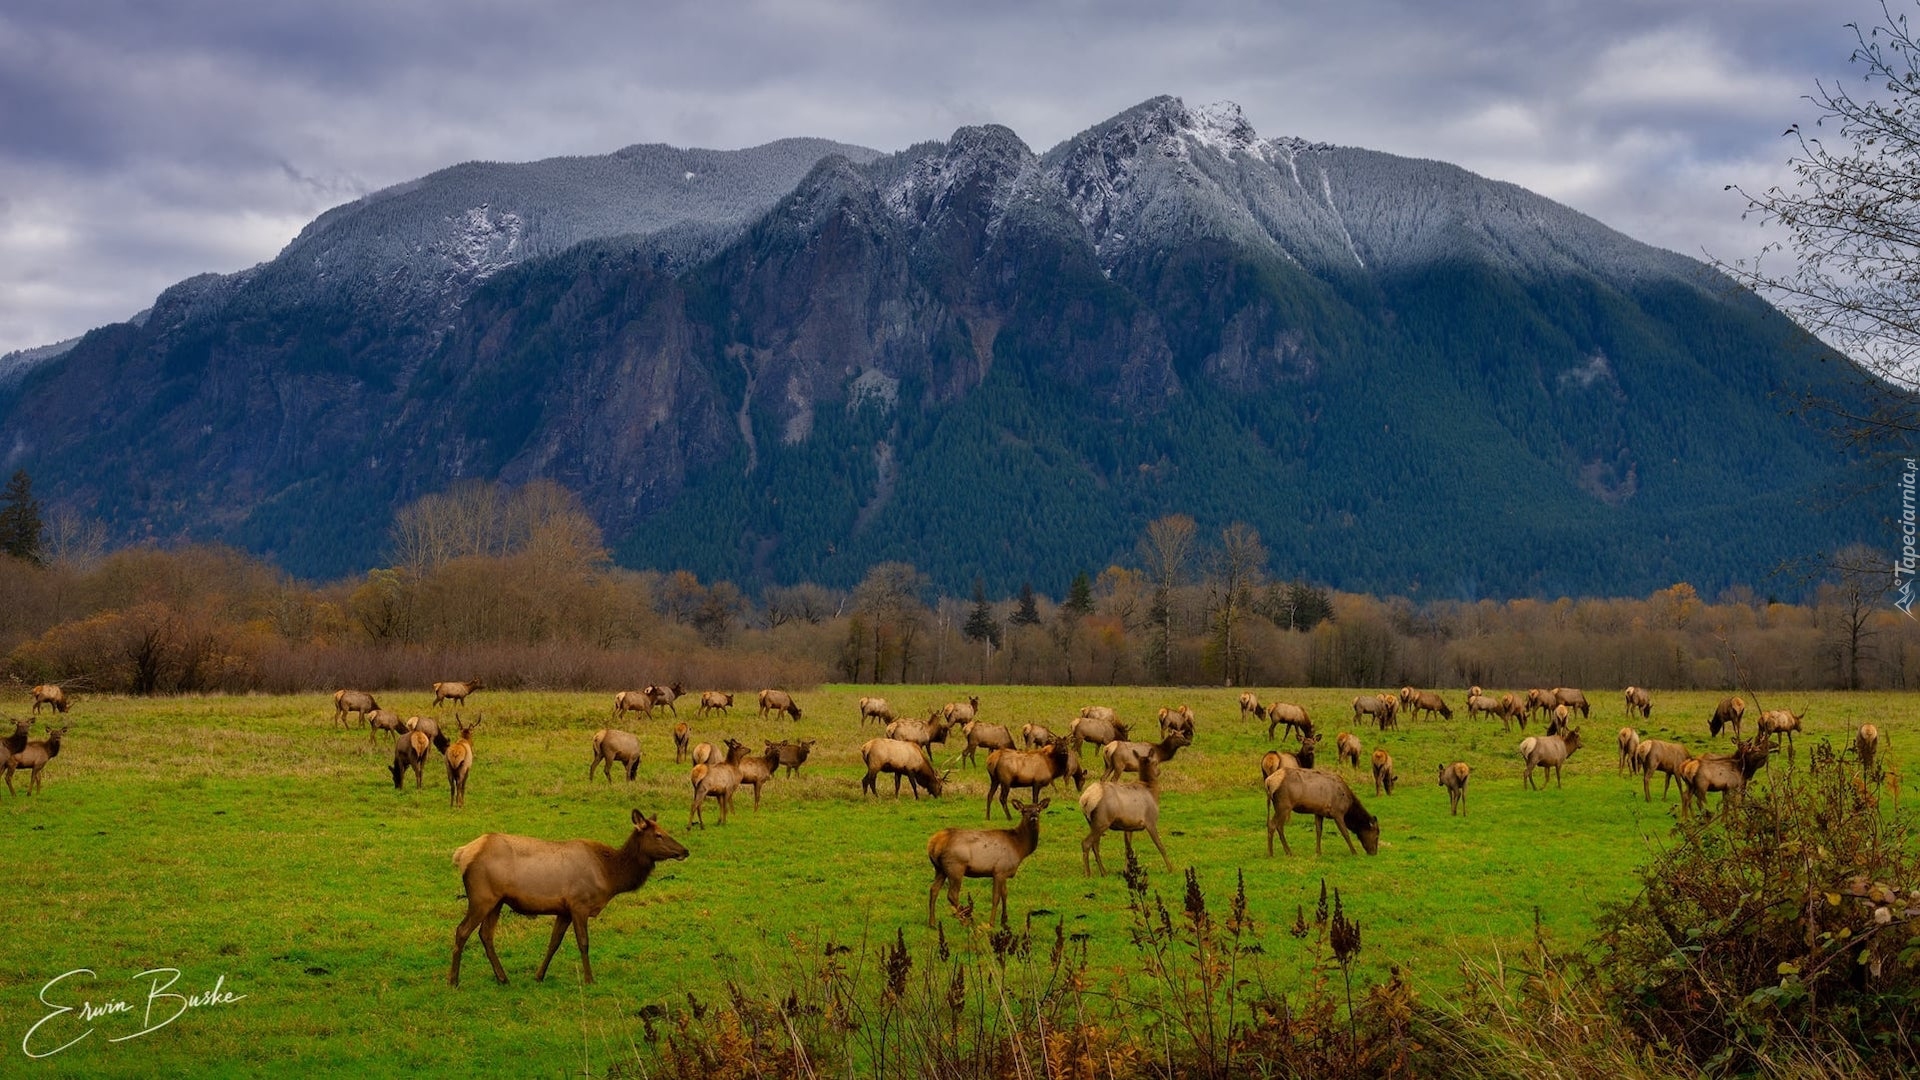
[[3, 676, 1899, 991]]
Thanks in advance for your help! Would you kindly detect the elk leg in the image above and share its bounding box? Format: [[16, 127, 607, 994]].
[[535, 912, 573, 981], [893, 773, 904, 798], [1143, 825, 1172, 872], [1335, 819, 1357, 855], [1313, 815, 1326, 855], [946, 874, 967, 919], [449, 903, 487, 986], [1082, 826, 1104, 876], [572, 910, 594, 984], [929, 871, 944, 927], [473, 904, 509, 985], [992, 875, 1009, 929]]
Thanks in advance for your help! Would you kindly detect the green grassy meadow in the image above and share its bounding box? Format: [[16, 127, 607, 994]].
[[3, 685, 1912, 1076]]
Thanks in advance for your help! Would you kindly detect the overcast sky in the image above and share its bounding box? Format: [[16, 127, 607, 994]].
[[0, 0, 1875, 355]]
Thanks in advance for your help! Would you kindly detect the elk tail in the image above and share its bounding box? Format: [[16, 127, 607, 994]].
[[452, 836, 488, 874]]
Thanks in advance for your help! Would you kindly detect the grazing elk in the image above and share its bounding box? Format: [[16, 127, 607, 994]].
[[1069, 713, 1128, 748], [406, 715, 450, 753], [366, 708, 408, 746], [1264, 701, 1313, 740], [1078, 705, 1118, 726], [1371, 748, 1398, 795], [942, 696, 982, 726], [446, 716, 480, 808], [5, 724, 65, 795], [1756, 708, 1805, 752], [30, 684, 69, 714], [672, 723, 691, 763], [1020, 723, 1061, 749], [695, 691, 733, 718], [860, 738, 951, 799], [926, 798, 1048, 928], [448, 810, 688, 986], [612, 690, 653, 722], [1466, 693, 1502, 726], [433, 680, 482, 708], [1335, 731, 1363, 770], [1080, 756, 1171, 875], [1101, 729, 1190, 781], [1239, 692, 1263, 723], [1261, 732, 1321, 777], [1409, 690, 1452, 721], [644, 683, 685, 716], [1551, 688, 1590, 718], [1709, 696, 1746, 740], [1617, 727, 1639, 775], [961, 720, 1015, 767], [1679, 740, 1771, 820], [1857, 723, 1883, 771], [1437, 761, 1471, 816], [591, 728, 644, 782], [333, 689, 378, 729], [1520, 729, 1583, 790], [1498, 693, 1528, 732], [857, 696, 897, 725], [1265, 767, 1381, 857], [1157, 705, 1195, 738], [758, 689, 803, 721], [1399, 686, 1417, 713], [1525, 689, 1558, 726], [767, 739, 816, 777], [1635, 738, 1692, 802], [391, 729, 433, 790], [985, 742, 1071, 819], [1624, 686, 1652, 720], [1546, 705, 1572, 737]]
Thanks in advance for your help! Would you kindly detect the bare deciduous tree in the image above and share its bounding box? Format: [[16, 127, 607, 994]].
[[1139, 515, 1197, 682]]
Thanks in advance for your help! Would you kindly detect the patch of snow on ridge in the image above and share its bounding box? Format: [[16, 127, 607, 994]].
[[1185, 101, 1259, 156]]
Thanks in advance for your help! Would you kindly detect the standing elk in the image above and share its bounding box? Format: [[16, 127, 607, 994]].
[[334, 689, 378, 729], [1437, 762, 1471, 816], [1635, 738, 1692, 802], [758, 689, 803, 721], [30, 685, 69, 714], [688, 744, 748, 827], [612, 690, 653, 722], [1551, 688, 1590, 718], [591, 728, 644, 782], [366, 708, 408, 746], [1101, 729, 1190, 781], [732, 741, 778, 810], [1020, 723, 1061, 749], [1857, 724, 1883, 771], [1, 718, 31, 775], [942, 696, 982, 726], [1069, 713, 1128, 748], [696, 692, 733, 718], [1466, 693, 1502, 726], [644, 683, 685, 716], [961, 720, 1015, 767], [5, 724, 65, 795], [1679, 740, 1771, 820], [1525, 689, 1558, 726], [1265, 767, 1381, 857], [433, 680, 482, 708], [391, 729, 433, 790], [406, 715, 450, 753], [886, 714, 957, 754], [1335, 731, 1364, 770], [1617, 727, 1639, 775], [448, 809, 688, 986], [767, 739, 816, 777], [1546, 705, 1572, 737], [1264, 701, 1312, 740], [1157, 705, 1195, 738], [1079, 756, 1171, 875], [1755, 709, 1805, 752], [1078, 705, 1118, 726], [672, 723, 691, 763], [985, 742, 1071, 819], [860, 738, 951, 799], [446, 716, 480, 808], [1520, 729, 1583, 790], [857, 696, 897, 725], [1239, 692, 1263, 723], [1709, 696, 1746, 740], [926, 798, 1048, 928], [1371, 748, 1398, 795], [1409, 690, 1452, 721], [1498, 693, 1528, 731], [1261, 733, 1321, 777], [1624, 686, 1652, 720]]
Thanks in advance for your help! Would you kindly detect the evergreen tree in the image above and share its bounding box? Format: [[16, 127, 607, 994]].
[[0, 470, 43, 565], [1010, 581, 1042, 626], [1064, 571, 1094, 616], [962, 580, 1002, 649]]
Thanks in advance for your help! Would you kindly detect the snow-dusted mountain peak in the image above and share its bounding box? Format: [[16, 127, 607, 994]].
[[1185, 101, 1259, 155]]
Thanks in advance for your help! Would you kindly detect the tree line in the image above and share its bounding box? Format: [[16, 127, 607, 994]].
[[0, 476, 1912, 695]]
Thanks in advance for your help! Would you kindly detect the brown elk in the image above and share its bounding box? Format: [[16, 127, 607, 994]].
[[1078, 705, 1118, 726], [1238, 692, 1263, 723], [1399, 686, 1417, 713], [1755, 708, 1805, 751], [1101, 729, 1190, 781], [1371, 748, 1398, 795], [391, 729, 433, 790], [1709, 696, 1746, 739], [1020, 723, 1061, 749], [695, 691, 733, 719], [1335, 731, 1363, 770], [1408, 690, 1452, 721], [942, 695, 982, 726], [333, 689, 378, 729], [860, 737, 950, 799], [1525, 688, 1558, 725], [366, 708, 408, 746], [926, 797, 1048, 927], [1635, 738, 1692, 802], [1352, 694, 1394, 730], [1261, 732, 1321, 777], [644, 683, 685, 716], [1617, 727, 1639, 775], [446, 716, 480, 808], [985, 742, 1071, 819], [405, 715, 450, 753], [758, 689, 803, 721], [1624, 686, 1652, 720], [1520, 729, 1583, 790], [30, 684, 69, 714], [1266, 767, 1381, 856], [672, 723, 690, 763], [612, 690, 653, 722], [1498, 693, 1528, 731], [1069, 713, 1128, 748], [766, 739, 816, 777], [1, 717, 31, 769], [448, 809, 688, 986], [1079, 756, 1171, 875], [1466, 693, 1502, 726], [5, 724, 65, 795], [886, 714, 957, 753], [689, 742, 750, 827], [1264, 701, 1312, 740], [732, 740, 778, 809], [1157, 705, 1195, 738], [857, 696, 897, 724], [688, 741, 723, 767], [961, 720, 1015, 767], [1857, 723, 1883, 771], [1551, 687, 1590, 718], [1437, 761, 1471, 816], [1679, 740, 1771, 820], [434, 680, 482, 708], [591, 728, 643, 782], [1546, 704, 1572, 737]]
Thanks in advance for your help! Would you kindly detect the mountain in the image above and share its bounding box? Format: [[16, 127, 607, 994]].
[[0, 98, 1870, 597]]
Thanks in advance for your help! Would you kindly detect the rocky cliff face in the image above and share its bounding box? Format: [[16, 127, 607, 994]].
[[0, 99, 1867, 594]]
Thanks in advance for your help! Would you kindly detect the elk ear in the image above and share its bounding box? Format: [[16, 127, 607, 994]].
[[633, 809, 648, 828], [1035, 798, 1051, 811]]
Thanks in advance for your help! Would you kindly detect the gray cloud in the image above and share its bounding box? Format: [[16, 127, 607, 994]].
[[0, 0, 1875, 353]]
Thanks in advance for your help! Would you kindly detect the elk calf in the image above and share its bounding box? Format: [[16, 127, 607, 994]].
[[1437, 761, 1470, 816], [926, 798, 1048, 927], [449, 810, 688, 986]]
